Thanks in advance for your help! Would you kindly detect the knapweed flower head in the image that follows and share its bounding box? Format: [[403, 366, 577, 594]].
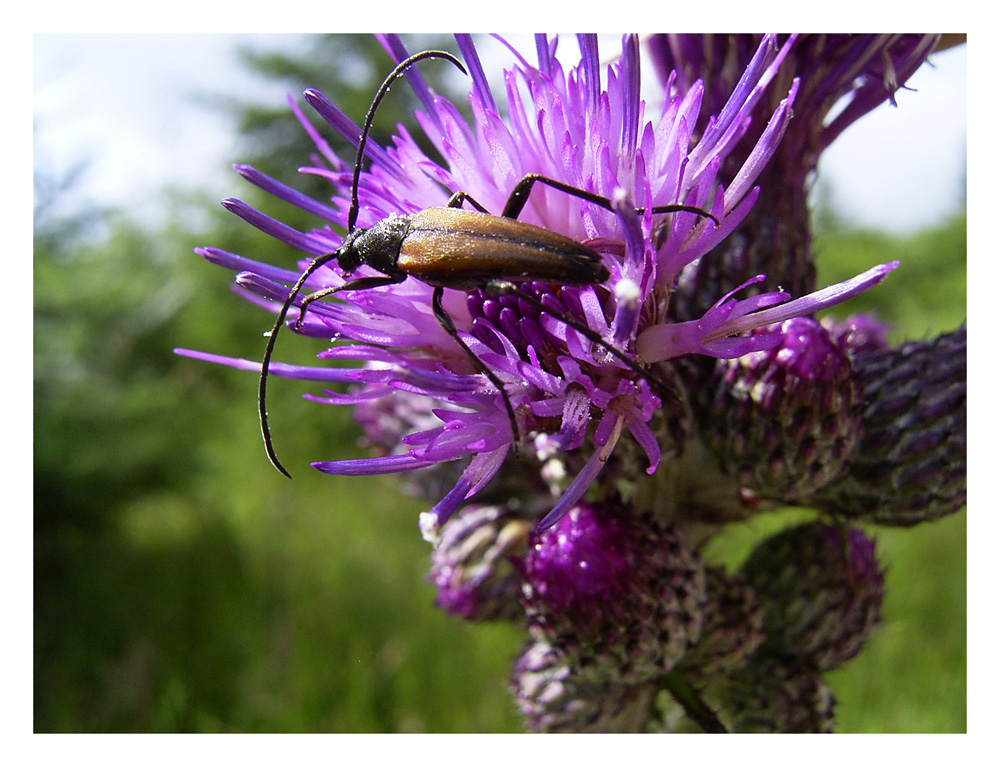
[[176, 33, 965, 732]]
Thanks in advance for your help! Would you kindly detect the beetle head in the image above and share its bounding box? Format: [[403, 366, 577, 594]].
[[335, 228, 366, 275]]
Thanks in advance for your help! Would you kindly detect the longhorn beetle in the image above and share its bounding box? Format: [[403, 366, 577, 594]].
[[258, 49, 718, 477]]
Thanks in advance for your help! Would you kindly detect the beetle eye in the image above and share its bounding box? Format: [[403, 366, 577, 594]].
[[336, 246, 361, 275]]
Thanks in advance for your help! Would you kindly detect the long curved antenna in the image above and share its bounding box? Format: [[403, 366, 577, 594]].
[[260, 48, 467, 477], [259, 255, 337, 477], [347, 49, 467, 231]]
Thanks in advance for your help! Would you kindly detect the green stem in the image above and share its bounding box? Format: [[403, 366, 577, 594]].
[[661, 671, 728, 733]]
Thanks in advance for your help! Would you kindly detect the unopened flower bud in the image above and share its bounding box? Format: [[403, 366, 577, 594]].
[[510, 639, 658, 732], [741, 522, 884, 671], [521, 503, 706, 683], [698, 317, 863, 501], [815, 327, 966, 525], [680, 566, 765, 676], [429, 505, 530, 622], [722, 654, 836, 733]]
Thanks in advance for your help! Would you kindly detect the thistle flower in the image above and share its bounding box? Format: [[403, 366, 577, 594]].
[[650, 33, 942, 314], [176, 33, 895, 536], [175, 33, 961, 733]]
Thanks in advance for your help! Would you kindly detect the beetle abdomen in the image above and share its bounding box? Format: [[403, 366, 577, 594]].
[[397, 207, 609, 289]]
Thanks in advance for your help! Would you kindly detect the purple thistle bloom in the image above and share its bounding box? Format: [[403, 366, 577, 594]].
[[176, 34, 897, 536]]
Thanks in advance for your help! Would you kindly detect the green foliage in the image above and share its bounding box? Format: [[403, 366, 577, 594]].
[[34, 194, 524, 732], [33, 36, 966, 733]]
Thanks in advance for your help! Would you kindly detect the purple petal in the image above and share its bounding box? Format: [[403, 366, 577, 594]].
[[536, 432, 618, 531], [174, 348, 357, 383], [196, 246, 303, 285], [423, 448, 508, 527], [534, 34, 556, 77], [286, 92, 347, 173], [576, 34, 601, 114], [723, 80, 799, 207], [704, 262, 900, 340], [302, 89, 406, 186], [455, 34, 497, 114], [234, 164, 342, 223], [222, 198, 333, 257], [313, 453, 443, 475], [620, 34, 641, 164]]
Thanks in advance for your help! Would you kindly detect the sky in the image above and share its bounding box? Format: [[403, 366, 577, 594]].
[[33, 34, 967, 235]]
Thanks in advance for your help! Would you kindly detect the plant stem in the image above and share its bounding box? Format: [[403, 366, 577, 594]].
[[661, 671, 728, 733]]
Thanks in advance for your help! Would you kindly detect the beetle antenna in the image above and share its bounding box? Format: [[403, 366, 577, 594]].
[[260, 49, 466, 477], [258, 254, 338, 478], [348, 49, 467, 232]]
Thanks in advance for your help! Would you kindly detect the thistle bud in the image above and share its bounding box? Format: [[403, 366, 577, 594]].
[[698, 318, 863, 501], [815, 327, 967, 525], [521, 503, 706, 683], [680, 566, 765, 676], [740, 522, 884, 671], [722, 654, 836, 733], [510, 640, 657, 732], [429, 505, 530, 622]]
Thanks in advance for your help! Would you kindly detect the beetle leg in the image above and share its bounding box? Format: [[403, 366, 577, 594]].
[[431, 286, 522, 456], [501, 173, 718, 226], [484, 279, 678, 404], [295, 274, 406, 331], [445, 191, 490, 213]]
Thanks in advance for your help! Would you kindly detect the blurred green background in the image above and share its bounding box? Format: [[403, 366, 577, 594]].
[[33, 35, 966, 733]]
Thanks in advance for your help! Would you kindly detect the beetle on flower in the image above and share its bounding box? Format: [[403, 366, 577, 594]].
[[176, 33, 964, 732]]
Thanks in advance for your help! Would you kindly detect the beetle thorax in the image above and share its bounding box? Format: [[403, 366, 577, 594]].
[[338, 214, 411, 278]]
